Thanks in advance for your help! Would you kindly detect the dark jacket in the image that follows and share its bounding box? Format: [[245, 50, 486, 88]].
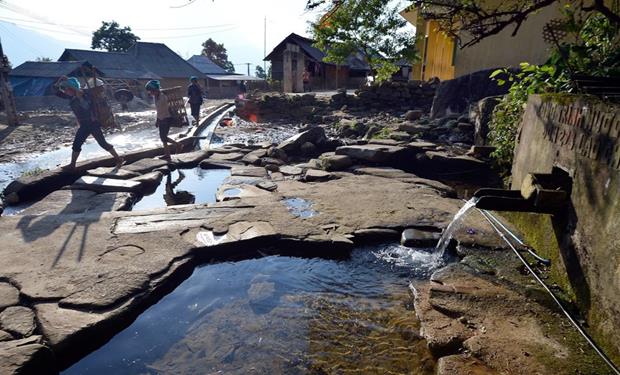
[[187, 83, 203, 104], [56, 91, 97, 126]]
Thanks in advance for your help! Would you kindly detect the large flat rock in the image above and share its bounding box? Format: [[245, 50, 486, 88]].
[[123, 158, 169, 174], [413, 258, 610, 374], [0, 283, 19, 310], [171, 150, 211, 168], [335, 144, 405, 163], [0, 173, 504, 372], [71, 176, 143, 193], [0, 306, 36, 338], [21, 190, 133, 216], [87, 167, 140, 179], [0, 336, 56, 375]]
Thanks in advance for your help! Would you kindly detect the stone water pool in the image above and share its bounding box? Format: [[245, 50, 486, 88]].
[[131, 168, 231, 211], [63, 244, 443, 374]]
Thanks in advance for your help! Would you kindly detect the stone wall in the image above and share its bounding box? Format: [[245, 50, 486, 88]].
[[331, 80, 438, 112], [510, 94, 620, 363]]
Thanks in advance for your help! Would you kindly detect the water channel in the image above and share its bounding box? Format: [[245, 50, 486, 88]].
[[63, 245, 442, 375]]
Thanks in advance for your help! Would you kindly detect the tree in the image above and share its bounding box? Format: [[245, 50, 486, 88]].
[[311, 0, 417, 82], [255, 65, 267, 79], [35, 57, 52, 62], [309, 0, 620, 49], [91, 21, 140, 52], [201, 38, 235, 73]]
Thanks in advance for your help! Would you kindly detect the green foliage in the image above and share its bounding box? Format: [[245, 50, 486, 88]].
[[91, 21, 140, 52], [20, 167, 45, 178], [311, 0, 417, 82], [488, 10, 620, 174], [255, 65, 267, 79], [201, 38, 235, 73]]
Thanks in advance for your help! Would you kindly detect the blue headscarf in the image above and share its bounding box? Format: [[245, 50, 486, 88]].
[[189, 76, 198, 82], [145, 80, 161, 90], [63, 77, 80, 90]]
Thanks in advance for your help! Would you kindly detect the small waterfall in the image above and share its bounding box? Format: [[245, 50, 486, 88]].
[[436, 197, 479, 255]]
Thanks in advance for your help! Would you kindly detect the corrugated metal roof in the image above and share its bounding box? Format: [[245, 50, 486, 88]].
[[187, 55, 228, 75], [206, 74, 264, 81], [10, 61, 103, 78], [59, 49, 159, 79], [127, 42, 205, 79]]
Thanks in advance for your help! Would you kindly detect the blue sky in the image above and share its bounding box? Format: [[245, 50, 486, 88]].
[[0, 0, 324, 74]]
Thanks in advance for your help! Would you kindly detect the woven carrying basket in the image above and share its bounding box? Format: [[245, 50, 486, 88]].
[[161, 86, 189, 127]]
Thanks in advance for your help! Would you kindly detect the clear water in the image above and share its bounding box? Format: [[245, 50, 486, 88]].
[[132, 168, 231, 211], [435, 197, 479, 255], [0, 127, 183, 192], [283, 197, 318, 219], [63, 244, 442, 375]]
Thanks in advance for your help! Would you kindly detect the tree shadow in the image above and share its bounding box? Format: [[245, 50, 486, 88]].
[[15, 179, 125, 268], [0, 125, 18, 144]]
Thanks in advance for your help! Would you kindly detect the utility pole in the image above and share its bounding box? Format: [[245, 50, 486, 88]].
[[264, 16, 267, 74], [0, 38, 18, 126]]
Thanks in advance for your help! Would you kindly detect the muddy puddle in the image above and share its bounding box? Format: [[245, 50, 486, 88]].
[[132, 168, 231, 211], [63, 244, 442, 375]]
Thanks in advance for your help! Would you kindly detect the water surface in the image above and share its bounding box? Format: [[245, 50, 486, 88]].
[[63, 244, 442, 375]]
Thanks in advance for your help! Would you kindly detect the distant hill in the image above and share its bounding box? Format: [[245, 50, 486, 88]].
[[0, 21, 88, 66]]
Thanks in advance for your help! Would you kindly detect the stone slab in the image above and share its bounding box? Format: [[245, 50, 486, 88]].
[[336, 144, 405, 163], [71, 176, 143, 193], [303, 169, 332, 182], [241, 149, 268, 165], [319, 153, 353, 171], [230, 166, 268, 178], [0, 336, 56, 375], [87, 167, 140, 179], [279, 165, 303, 176], [21, 190, 133, 216], [208, 152, 245, 162], [123, 158, 169, 174], [171, 150, 211, 168], [0, 306, 36, 338], [0, 283, 20, 310], [401, 228, 440, 247]]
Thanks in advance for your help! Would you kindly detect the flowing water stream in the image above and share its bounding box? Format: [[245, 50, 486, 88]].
[[63, 244, 443, 375], [435, 197, 479, 255]]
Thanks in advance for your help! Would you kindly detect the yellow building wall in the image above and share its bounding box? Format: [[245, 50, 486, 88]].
[[423, 20, 455, 80], [402, 1, 563, 80]]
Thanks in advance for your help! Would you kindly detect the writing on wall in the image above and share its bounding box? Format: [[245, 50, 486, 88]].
[[539, 100, 620, 169]]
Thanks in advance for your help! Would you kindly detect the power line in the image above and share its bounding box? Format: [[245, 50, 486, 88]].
[[146, 26, 239, 39], [0, 22, 47, 56], [0, 15, 237, 32]]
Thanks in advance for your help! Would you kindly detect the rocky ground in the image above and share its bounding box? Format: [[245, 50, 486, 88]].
[[0, 92, 613, 374]]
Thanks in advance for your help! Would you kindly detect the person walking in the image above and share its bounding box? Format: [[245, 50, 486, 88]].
[[238, 80, 247, 99], [145, 80, 180, 161], [302, 69, 311, 92], [55, 76, 123, 171], [187, 76, 203, 125]]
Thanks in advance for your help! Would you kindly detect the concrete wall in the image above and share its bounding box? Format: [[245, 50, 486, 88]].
[[510, 94, 620, 363], [454, 4, 558, 77]]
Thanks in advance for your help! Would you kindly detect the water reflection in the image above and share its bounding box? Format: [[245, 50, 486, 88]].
[[63, 246, 439, 375], [132, 168, 230, 211]]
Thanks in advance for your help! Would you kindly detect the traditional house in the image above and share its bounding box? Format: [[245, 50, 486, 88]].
[[400, 3, 560, 81], [9, 60, 104, 96], [264, 33, 369, 92], [127, 42, 206, 89]]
